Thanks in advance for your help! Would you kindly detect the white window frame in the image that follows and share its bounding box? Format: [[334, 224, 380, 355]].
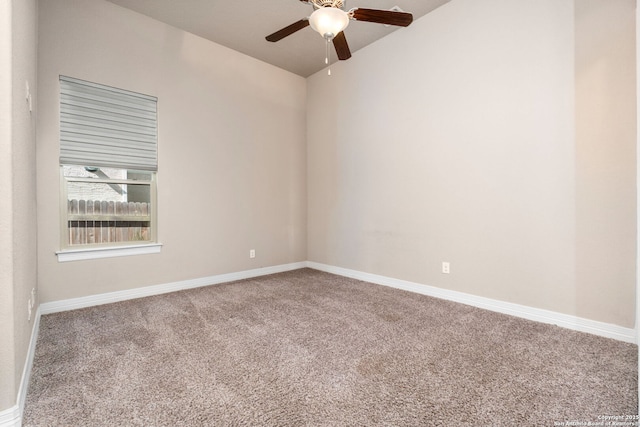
[[57, 167, 160, 262]]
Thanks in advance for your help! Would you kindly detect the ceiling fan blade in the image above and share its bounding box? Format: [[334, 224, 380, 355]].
[[266, 19, 310, 42], [333, 31, 351, 60], [350, 8, 413, 27]]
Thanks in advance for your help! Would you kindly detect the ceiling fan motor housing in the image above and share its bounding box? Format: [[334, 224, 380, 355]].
[[311, 0, 345, 10]]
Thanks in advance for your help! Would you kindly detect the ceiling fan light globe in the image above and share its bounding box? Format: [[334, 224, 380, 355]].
[[309, 7, 350, 39]]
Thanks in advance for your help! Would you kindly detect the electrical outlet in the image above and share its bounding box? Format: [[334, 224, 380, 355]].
[[442, 262, 450, 274], [249, 249, 256, 259]]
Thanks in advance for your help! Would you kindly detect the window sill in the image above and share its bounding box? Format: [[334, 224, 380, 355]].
[[56, 243, 163, 262]]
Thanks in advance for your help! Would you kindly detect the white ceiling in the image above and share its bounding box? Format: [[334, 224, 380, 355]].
[[105, 0, 451, 77]]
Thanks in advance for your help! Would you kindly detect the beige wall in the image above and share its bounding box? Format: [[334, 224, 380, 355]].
[[11, 0, 38, 401], [37, 0, 307, 302], [307, 0, 636, 328], [0, 0, 15, 410], [575, 0, 637, 330], [0, 0, 38, 412], [637, 0, 640, 404]]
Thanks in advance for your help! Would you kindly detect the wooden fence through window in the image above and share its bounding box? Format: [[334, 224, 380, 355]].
[[68, 199, 151, 245]]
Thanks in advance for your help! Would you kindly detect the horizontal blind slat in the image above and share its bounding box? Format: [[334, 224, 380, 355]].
[[61, 123, 157, 142], [60, 138, 157, 156], [59, 75, 156, 101], [60, 88, 157, 113], [60, 95, 156, 122], [60, 109, 156, 131]]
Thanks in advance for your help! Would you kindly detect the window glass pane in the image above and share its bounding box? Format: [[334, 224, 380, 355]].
[[67, 182, 151, 204], [63, 165, 152, 181], [66, 181, 152, 246]]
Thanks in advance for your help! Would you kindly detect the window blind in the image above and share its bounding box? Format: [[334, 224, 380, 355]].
[[59, 76, 158, 171]]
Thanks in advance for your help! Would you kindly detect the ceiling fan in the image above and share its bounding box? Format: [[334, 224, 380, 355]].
[[266, 0, 413, 65]]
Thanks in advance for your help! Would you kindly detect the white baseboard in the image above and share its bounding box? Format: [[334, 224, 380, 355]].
[[0, 406, 20, 427], [40, 262, 307, 315], [17, 306, 41, 421], [306, 261, 637, 344], [0, 305, 41, 427], [39, 259, 637, 342]]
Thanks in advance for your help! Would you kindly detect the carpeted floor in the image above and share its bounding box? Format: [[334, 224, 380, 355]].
[[24, 268, 637, 426]]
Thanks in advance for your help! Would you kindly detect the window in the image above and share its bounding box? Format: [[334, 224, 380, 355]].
[[62, 165, 156, 247], [59, 76, 159, 254]]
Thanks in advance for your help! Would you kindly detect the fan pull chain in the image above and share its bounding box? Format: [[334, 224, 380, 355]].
[[325, 37, 332, 76]]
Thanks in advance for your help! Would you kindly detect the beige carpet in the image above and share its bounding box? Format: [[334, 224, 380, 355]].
[[24, 268, 637, 426]]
